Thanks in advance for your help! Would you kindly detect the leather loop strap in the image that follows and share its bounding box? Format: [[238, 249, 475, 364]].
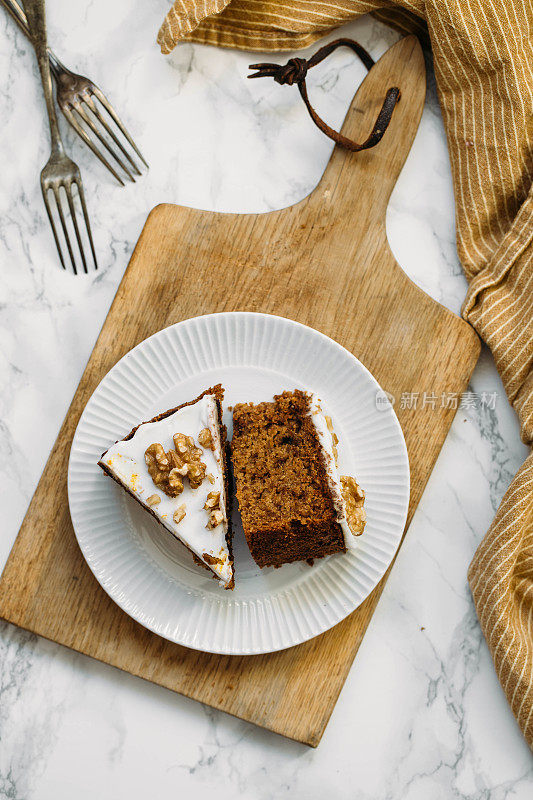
[[249, 38, 401, 152]]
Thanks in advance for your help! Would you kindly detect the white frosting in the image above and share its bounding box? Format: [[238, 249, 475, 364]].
[[99, 395, 233, 587], [307, 393, 356, 550]]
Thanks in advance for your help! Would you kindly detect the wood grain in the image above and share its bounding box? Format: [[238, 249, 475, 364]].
[[0, 37, 479, 747]]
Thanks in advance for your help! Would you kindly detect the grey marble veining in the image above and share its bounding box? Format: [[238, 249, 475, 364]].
[[0, 1, 531, 797]]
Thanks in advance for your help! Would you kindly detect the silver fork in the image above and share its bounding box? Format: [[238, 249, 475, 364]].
[[3, 0, 147, 185], [23, 0, 97, 273]]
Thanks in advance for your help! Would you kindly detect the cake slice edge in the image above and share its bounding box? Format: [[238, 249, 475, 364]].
[[98, 385, 234, 590], [231, 389, 365, 569]]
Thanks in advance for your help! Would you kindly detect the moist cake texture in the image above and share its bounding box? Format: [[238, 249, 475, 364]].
[[98, 385, 234, 589], [231, 389, 365, 568]]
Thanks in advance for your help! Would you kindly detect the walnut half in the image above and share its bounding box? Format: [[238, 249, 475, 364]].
[[145, 442, 184, 497], [340, 476, 366, 536]]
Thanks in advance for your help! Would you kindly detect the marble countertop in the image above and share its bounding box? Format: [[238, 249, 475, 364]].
[[0, 1, 531, 796]]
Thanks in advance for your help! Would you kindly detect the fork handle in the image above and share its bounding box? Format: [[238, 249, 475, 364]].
[[1, 0, 62, 77], [2, 0, 29, 34], [21, 0, 63, 153]]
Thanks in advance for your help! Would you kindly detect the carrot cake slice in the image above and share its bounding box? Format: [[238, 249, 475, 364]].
[[98, 385, 234, 589], [231, 389, 365, 568]]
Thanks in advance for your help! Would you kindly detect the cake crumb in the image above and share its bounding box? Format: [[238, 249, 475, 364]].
[[203, 552, 224, 565]]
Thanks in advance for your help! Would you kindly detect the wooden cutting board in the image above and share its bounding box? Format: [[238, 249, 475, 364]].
[[0, 36, 479, 747]]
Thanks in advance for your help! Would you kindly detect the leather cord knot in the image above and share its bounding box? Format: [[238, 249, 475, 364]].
[[247, 56, 308, 85], [275, 57, 309, 85], [248, 38, 401, 153]]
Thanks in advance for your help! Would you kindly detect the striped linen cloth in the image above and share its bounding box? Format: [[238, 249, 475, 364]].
[[157, 1, 533, 746]]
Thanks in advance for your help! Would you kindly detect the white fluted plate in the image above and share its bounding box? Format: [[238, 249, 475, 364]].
[[68, 312, 409, 655]]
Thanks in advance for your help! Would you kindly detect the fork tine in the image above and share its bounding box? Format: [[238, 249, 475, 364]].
[[61, 106, 125, 186], [90, 85, 149, 169], [73, 102, 136, 183], [65, 182, 88, 275], [84, 95, 142, 176], [52, 186, 78, 275], [72, 178, 98, 271], [41, 184, 66, 270]]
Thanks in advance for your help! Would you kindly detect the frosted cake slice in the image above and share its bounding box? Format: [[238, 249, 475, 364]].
[[98, 385, 234, 589], [231, 389, 365, 568]]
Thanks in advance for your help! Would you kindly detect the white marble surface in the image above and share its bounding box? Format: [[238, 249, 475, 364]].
[[0, 1, 532, 796]]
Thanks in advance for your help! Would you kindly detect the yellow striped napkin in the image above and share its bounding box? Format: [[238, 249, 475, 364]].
[[157, 0, 533, 747]]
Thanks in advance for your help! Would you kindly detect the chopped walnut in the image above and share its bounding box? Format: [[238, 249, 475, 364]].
[[173, 504, 186, 524], [340, 476, 366, 536], [198, 427, 214, 450], [324, 415, 339, 466], [172, 433, 207, 489], [207, 509, 224, 529], [146, 432, 208, 495], [146, 494, 160, 507], [187, 462, 206, 489], [144, 443, 183, 497], [207, 473, 215, 485], [203, 486, 224, 529], [204, 491, 220, 510]]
